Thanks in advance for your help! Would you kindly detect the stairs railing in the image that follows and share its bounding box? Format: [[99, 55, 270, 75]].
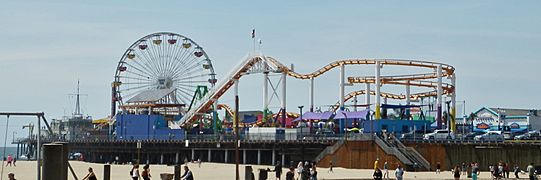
[[374, 136, 412, 165], [314, 140, 345, 163]]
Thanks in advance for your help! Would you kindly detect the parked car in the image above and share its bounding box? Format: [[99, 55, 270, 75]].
[[460, 131, 485, 140], [400, 130, 426, 140], [514, 130, 540, 140], [474, 132, 504, 141], [502, 132, 515, 140], [18, 154, 28, 160], [423, 129, 455, 140]]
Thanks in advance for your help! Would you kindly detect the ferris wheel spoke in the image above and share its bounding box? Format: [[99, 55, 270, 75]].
[[132, 51, 161, 77], [121, 82, 153, 85], [168, 45, 197, 75], [174, 73, 211, 82], [120, 83, 155, 92], [137, 46, 163, 77], [174, 55, 200, 74], [165, 44, 188, 77], [123, 70, 153, 81], [117, 76, 152, 82], [174, 80, 209, 84], [175, 88, 193, 104], [171, 61, 204, 79], [123, 62, 156, 79], [167, 48, 197, 78]]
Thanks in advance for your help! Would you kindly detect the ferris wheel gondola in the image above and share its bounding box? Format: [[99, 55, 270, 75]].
[[112, 32, 217, 113]]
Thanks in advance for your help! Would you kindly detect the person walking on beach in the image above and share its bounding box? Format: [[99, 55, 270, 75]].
[[373, 167, 383, 180], [181, 166, 193, 180], [82, 167, 97, 180], [131, 164, 140, 180], [6, 154, 12, 167], [514, 164, 520, 179], [394, 165, 404, 180], [296, 162, 303, 180], [382, 161, 388, 179], [471, 163, 479, 180], [436, 162, 441, 174], [527, 163, 534, 180], [273, 161, 283, 180], [453, 165, 461, 180], [310, 164, 318, 180], [328, 160, 333, 173], [374, 158, 379, 170], [7, 172, 15, 180], [142, 164, 152, 180], [286, 167, 295, 180]]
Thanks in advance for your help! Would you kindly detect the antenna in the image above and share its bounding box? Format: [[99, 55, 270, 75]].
[[69, 80, 87, 117]]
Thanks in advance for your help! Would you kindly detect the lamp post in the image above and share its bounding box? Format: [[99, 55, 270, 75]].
[[298, 106, 304, 140]]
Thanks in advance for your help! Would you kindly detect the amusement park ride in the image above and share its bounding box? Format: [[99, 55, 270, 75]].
[[110, 32, 457, 137]]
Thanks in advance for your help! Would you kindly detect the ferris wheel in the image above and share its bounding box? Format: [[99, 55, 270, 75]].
[[112, 32, 217, 109]]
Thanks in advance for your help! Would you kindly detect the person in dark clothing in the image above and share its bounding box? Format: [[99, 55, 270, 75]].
[[180, 166, 193, 180], [453, 166, 461, 180], [514, 164, 520, 179], [373, 167, 383, 180], [286, 167, 295, 180], [301, 164, 310, 180], [436, 162, 441, 174], [274, 161, 283, 180], [82, 167, 97, 180], [142, 164, 151, 180]]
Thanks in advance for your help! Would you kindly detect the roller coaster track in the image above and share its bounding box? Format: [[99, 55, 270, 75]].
[[330, 90, 445, 112], [176, 55, 455, 128]]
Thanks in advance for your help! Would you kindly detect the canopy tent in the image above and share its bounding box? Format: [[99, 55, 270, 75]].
[[293, 111, 334, 122], [333, 110, 369, 120]]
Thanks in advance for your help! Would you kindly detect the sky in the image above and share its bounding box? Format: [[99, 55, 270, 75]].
[[0, 1, 540, 146]]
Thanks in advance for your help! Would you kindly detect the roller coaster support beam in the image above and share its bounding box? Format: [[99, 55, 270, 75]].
[[213, 100, 218, 134], [281, 72, 287, 127], [450, 74, 457, 132], [353, 95, 358, 111], [437, 64, 443, 129], [339, 64, 345, 110], [406, 82, 411, 118], [375, 61, 381, 120], [263, 72, 269, 121], [309, 77, 314, 112], [366, 83, 371, 120], [234, 79, 240, 180]]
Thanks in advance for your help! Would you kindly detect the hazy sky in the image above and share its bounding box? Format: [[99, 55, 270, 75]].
[[0, 1, 540, 145]]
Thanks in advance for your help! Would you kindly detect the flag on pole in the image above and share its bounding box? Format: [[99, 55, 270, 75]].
[[251, 29, 255, 38]]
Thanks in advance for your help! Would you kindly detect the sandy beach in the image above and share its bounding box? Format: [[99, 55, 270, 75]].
[[0, 160, 517, 179]]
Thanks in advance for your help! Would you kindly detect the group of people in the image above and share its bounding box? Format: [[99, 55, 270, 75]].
[[285, 161, 317, 180], [372, 159, 404, 180], [443, 161, 537, 180]]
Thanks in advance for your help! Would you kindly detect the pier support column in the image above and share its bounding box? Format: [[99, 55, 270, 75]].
[[208, 149, 211, 162], [272, 149, 275, 164], [175, 152, 179, 164], [366, 83, 371, 115], [281, 72, 287, 127], [437, 64, 443, 129], [225, 149, 229, 163], [243, 149, 247, 164], [160, 154, 164, 164], [191, 149, 195, 161], [309, 77, 314, 112], [103, 164, 111, 180], [281, 153, 285, 167], [450, 74, 457, 133], [339, 63, 345, 110], [257, 149, 261, 165], [375, 61, 381, 120]]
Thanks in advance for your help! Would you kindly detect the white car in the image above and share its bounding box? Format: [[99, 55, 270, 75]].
[[474, 132, 504, 141], [423, 129, 455, 140]]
